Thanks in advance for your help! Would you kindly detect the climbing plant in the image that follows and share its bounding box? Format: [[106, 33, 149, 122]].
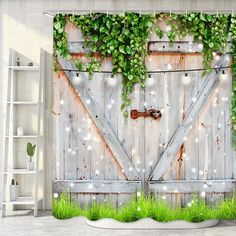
[[53, 12, 236, 146], [69, 13, 154, 116], [230, 15, 236, 148], [155, 13, 230, 73], [53, 14, 71, 70]]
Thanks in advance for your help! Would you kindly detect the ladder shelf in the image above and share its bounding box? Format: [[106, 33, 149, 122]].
[[1, 49, 46, 217]]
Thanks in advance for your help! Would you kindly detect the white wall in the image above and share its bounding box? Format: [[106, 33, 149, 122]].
[[1, 0, 236, 210]]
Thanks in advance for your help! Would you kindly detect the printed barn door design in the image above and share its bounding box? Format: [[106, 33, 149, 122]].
[[53, 20, 236, 205]]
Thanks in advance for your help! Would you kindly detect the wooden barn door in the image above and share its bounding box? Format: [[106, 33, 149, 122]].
[[53, 20, 236, 205]]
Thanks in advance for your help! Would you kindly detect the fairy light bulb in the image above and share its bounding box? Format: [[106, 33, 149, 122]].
[[219, 70, 228, 82], [167, 64, 172, 70], [197, 43, 203, 50], [106, 74, 117, 87], [214, 54, 220, 61], [181, 72, 191, 85], [73, 72, 82, 85], [164, 25, 172, 32], [146, 74, 155, 87]]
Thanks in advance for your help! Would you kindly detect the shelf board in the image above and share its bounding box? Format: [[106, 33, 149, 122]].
[[3, 169, 35, 174], [5, 135, 38, 138], [2, 197, 42, 205], [7, 101, 38, 105], [9, 66, 39, 71]]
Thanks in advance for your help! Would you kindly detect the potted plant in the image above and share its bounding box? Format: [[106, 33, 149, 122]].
[[26, 142, 36, 170]]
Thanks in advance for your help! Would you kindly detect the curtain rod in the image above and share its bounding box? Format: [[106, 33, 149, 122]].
[[59, 65, 231, 74], [43, 9, 236, 17]]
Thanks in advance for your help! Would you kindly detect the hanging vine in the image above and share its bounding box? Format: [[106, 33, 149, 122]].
[[155, 13, 230, 73], [69, 13, 154, 116], [53, 14, 71, 70], [53, 13, 236, 147], [230, 15, 236, 148]]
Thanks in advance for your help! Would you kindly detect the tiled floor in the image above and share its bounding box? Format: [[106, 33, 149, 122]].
[[0, 211, 236, 236]]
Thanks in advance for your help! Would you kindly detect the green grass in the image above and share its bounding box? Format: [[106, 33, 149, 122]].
[[53, 193, 236, 222]]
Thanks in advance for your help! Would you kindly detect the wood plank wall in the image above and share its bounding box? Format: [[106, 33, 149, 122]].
[[53, 21, 236, 206]]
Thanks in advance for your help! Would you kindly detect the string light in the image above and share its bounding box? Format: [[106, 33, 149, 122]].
[[214, 54, 220, 61], [200, 191, 206, 197], [219, 70, 228, 82], [107, 104, 112, 109], [146, 74, 155, 87], [65, 126, 71, 132], [162, 185, 167, 190], [73, 72, 82, 85], [166, 63, 172, 70], [203, 184, 208, 189], [181, 72, 191, 85], [61, 65, 231, 75], [106, 74, 117, 86], [192, 97, 197, 103], [199, 170, 204, 175], [197, 43, 203, 50]]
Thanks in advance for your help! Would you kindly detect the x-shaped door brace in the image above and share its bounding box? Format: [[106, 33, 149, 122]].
[[57, 54, 229, 186], [148, 55, 229, 181], [57, 55, 140, 181]]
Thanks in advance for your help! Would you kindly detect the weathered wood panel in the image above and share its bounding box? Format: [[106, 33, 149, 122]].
[[57, 56, 140, 181], [149, 55, 229, 181], [54, 180, 141, 193], [53, 21, 236, 206], [148, 180, 236, 193]]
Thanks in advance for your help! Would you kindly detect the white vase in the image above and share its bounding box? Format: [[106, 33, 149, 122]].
[[17, 127, 24, 136], [10, 185, 19, 201], [27, 161, 34, 170]]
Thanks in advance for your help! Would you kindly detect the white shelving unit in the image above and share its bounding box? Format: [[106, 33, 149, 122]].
[[1, 49, 46, 217]]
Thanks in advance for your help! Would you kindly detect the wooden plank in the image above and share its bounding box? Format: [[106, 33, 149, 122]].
[[67, 41, 230, 54], [149, 55, 229, 181], [148, 180, 236, 193], [54, 180, 141, 193], [57, 56, 140, 180], [103, 59, 119, 206]]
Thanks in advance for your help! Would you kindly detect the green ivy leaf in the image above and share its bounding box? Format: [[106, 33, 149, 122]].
[[125, 46, 132, 54], [119, 45, 126, 54]]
